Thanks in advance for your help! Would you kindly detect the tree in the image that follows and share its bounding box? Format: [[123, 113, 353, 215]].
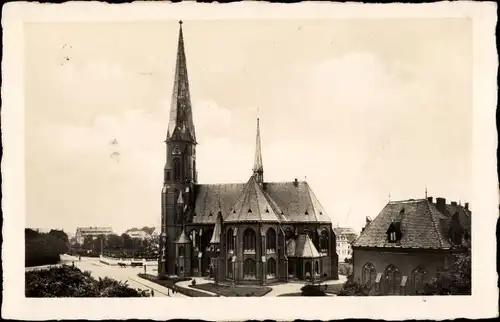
[[421, 248, 471, 295], [105, 234, 124, 249], [122, 233, 134, 249]]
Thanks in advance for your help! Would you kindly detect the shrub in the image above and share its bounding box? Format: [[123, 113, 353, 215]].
[[336, 276, 378, 296], [26, 265, 149, 297], [338, 263, 353, 276], [300, 283, 326, 296], [421, 249, 471, 295]]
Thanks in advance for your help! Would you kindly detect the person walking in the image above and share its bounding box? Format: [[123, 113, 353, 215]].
[[151, 289, 154, 297]]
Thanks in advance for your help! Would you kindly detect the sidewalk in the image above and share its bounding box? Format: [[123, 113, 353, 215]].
[[133, 275, 186, 297], [175, 277, 218, 296]]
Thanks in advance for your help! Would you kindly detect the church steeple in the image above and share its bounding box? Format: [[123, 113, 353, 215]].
[[253, 118, 264, 183], [167, 20, 196, 143]]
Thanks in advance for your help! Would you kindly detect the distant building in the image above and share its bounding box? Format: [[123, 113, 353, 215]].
[[333, 227, 358, 262], [125, 229, 150, 240], [75, 227, 114, 244], [352, 197, 471, 295]]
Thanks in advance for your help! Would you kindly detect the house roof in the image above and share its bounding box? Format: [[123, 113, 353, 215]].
[[286, 234, 321, 258], [352, 199, 457, 249], [224, 175, 282, 223]]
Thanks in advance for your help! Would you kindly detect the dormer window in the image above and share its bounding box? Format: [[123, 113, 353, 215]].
[[233, 209, 236, 213], [248, 209, 252, 213], [265, 208, 269, 213], [389, 231, 397, 242], [209, 212, 213, 217], [305, 210, 309, 215]]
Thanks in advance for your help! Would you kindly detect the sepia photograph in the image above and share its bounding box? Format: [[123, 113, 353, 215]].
[[2, 1, 498, 321]]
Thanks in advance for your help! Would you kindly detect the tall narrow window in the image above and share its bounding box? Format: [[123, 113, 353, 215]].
[[385, 265, 401, 295], [320, 230, 329, 252], [227, 229, 234, 251], [315, 261, 319, 275], [193, 160, 196, 181], [243, 258, 256, 279], [173, 158, 181, 180], [412, 267, 426, 294], [243, 228, 256, 253], [362, 262, 377, 288], [267, 257, 277, 277], [178, 246, 185, 257], [266, 228, 277, 252]]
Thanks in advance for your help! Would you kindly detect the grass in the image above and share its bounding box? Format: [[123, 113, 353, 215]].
[[137, 273, 214, 297], [191, 283, 272, 297]]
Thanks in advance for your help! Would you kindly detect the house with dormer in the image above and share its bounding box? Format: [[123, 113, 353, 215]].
[[351, 197, 471, 295]]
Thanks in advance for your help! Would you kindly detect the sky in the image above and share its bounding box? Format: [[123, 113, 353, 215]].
[[24, 18, 472, 235]]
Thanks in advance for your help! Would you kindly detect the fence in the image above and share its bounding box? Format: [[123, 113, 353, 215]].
[[99, 255, 157, 267]]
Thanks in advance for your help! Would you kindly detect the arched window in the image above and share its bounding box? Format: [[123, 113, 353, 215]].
[[305, 262, 312, 279], [315, 261, 319, 275], [412, 267, 426, 294], [193, 160, 196, 180], [385, 265, 401, 295], [362, 262, 377, 288], [284, 228, 293, 240], [320, 230, 329, 252], [267, 257, 276, 277], [243, 258, 256, 279], [227, 228, 234, 251], [178, 246, 185, 257], [173, 158, 181, 180], [227, 258, 233, 278], [243, 228, 256, 253], [266, 228, 277, 252]]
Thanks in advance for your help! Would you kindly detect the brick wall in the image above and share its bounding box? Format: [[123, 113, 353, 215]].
[[353, 247, 452, 294]]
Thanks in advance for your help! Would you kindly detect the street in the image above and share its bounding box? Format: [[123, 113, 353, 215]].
[[27, 255, 185, 297]]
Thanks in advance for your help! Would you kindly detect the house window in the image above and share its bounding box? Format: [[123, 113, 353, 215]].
[[412, 267, 426, 294], [389, 231, 397, 242], [243, 258, 256, 279], [173, 158, 181, 180], [362, 262, 377, 288], [266, 228, 277, 252], [243, 228, 256, 253], [384, 265, 402, 295], [227, 228, 234, 251], [305, 262, 312, 279], [267, 257, 276, 277], [314, 261, 319, 275]]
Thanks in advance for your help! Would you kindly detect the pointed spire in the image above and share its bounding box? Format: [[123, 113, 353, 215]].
[[167, 20, 196, 143], [253, 118, 264, 183]]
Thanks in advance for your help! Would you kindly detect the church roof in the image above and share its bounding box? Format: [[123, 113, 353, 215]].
[[174, 229, 191, 244], [192, 183, 245, 224], [224, 175, 282, 223], [286, 234, 321, 258], [265, 181, 331, 223], [352, 198, 471, 249], [190, 180, 331, 224], [167, 21, 196, 143]]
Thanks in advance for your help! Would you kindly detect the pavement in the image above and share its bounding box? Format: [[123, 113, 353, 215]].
[[264, 275, 347, 296], [27, 255, 185, 297], [26, 256, 347, 297]]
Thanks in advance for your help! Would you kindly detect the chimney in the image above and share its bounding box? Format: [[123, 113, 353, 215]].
[[293, 178, 298, 187], [436, 197, 446, 213], [427, 196, 433, 203], [465, 202, 469, 210], [451, 201, 457, 206]]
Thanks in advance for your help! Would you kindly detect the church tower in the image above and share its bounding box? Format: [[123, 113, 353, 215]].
[[160, 21, 197, 276]]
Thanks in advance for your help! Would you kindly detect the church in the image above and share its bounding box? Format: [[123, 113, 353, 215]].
[[158, 21, 338, 285]]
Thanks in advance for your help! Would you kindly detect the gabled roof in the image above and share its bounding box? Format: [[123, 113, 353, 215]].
[[192, 183, 245, 224], [286, 234, 321, 258], [264, 181, 331, 223], [174, 229, 191, 244], [225, 175, 281, 223], [353, 199, 459, 249]]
